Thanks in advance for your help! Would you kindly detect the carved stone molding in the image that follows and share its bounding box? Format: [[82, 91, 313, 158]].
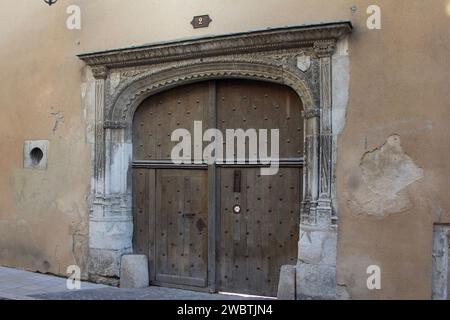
[[79, 23, 351, 68], [106, 61, 316, 131]]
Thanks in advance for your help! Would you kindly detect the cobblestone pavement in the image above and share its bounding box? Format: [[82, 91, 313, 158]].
[[0, 267, 271, 300]]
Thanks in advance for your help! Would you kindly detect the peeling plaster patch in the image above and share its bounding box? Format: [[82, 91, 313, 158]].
[[348, 135, 424, 217]]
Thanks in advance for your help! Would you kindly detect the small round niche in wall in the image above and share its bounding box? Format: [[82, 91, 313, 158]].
[[30, 147, 44, 165], [24, 140, 49, 170]]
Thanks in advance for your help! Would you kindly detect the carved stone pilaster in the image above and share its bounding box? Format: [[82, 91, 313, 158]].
[[301, 106, 320, 225], [302, 128, 319, 225], [93, 79, 105, 201], [89, 75, 107, 224], [297, 36, 339, 301], [89, 72, 131, 284], [316, 45, 334, 225]]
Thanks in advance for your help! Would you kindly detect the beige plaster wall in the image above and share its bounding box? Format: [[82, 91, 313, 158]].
[[0, 0, 449, 298]]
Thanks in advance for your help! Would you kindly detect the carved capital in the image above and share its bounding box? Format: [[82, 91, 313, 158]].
[[313, 40, 336, 58], [92, 66, 108, 80], [303, 108, 321, 119]]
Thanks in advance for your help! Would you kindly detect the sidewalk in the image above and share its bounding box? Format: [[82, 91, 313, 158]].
[[0, 267, 268, 300], [0, 266, 107, 300]]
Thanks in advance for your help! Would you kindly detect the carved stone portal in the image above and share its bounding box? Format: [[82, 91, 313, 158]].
[[78, 22, 352, 297]]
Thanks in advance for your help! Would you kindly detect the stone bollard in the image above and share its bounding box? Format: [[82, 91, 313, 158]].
[[119, 255, 149, 289]]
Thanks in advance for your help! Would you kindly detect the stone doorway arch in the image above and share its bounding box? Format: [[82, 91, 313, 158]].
[[78, 22, 352, 299]]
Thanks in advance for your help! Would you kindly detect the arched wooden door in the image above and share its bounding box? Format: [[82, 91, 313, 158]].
[[132, 80, 303, 297]]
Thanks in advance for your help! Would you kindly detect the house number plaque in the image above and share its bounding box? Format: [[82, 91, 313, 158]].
[[191, 15, 212, 29]]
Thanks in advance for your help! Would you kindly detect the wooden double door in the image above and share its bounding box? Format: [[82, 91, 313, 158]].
[[133, 80, 303, 297]]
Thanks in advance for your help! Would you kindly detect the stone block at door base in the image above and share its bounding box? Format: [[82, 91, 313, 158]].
[[89, 248, 123, 278], [277, 265, 296, 300], [120, 255, 149, 289], [296, 263, 336, 300]]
